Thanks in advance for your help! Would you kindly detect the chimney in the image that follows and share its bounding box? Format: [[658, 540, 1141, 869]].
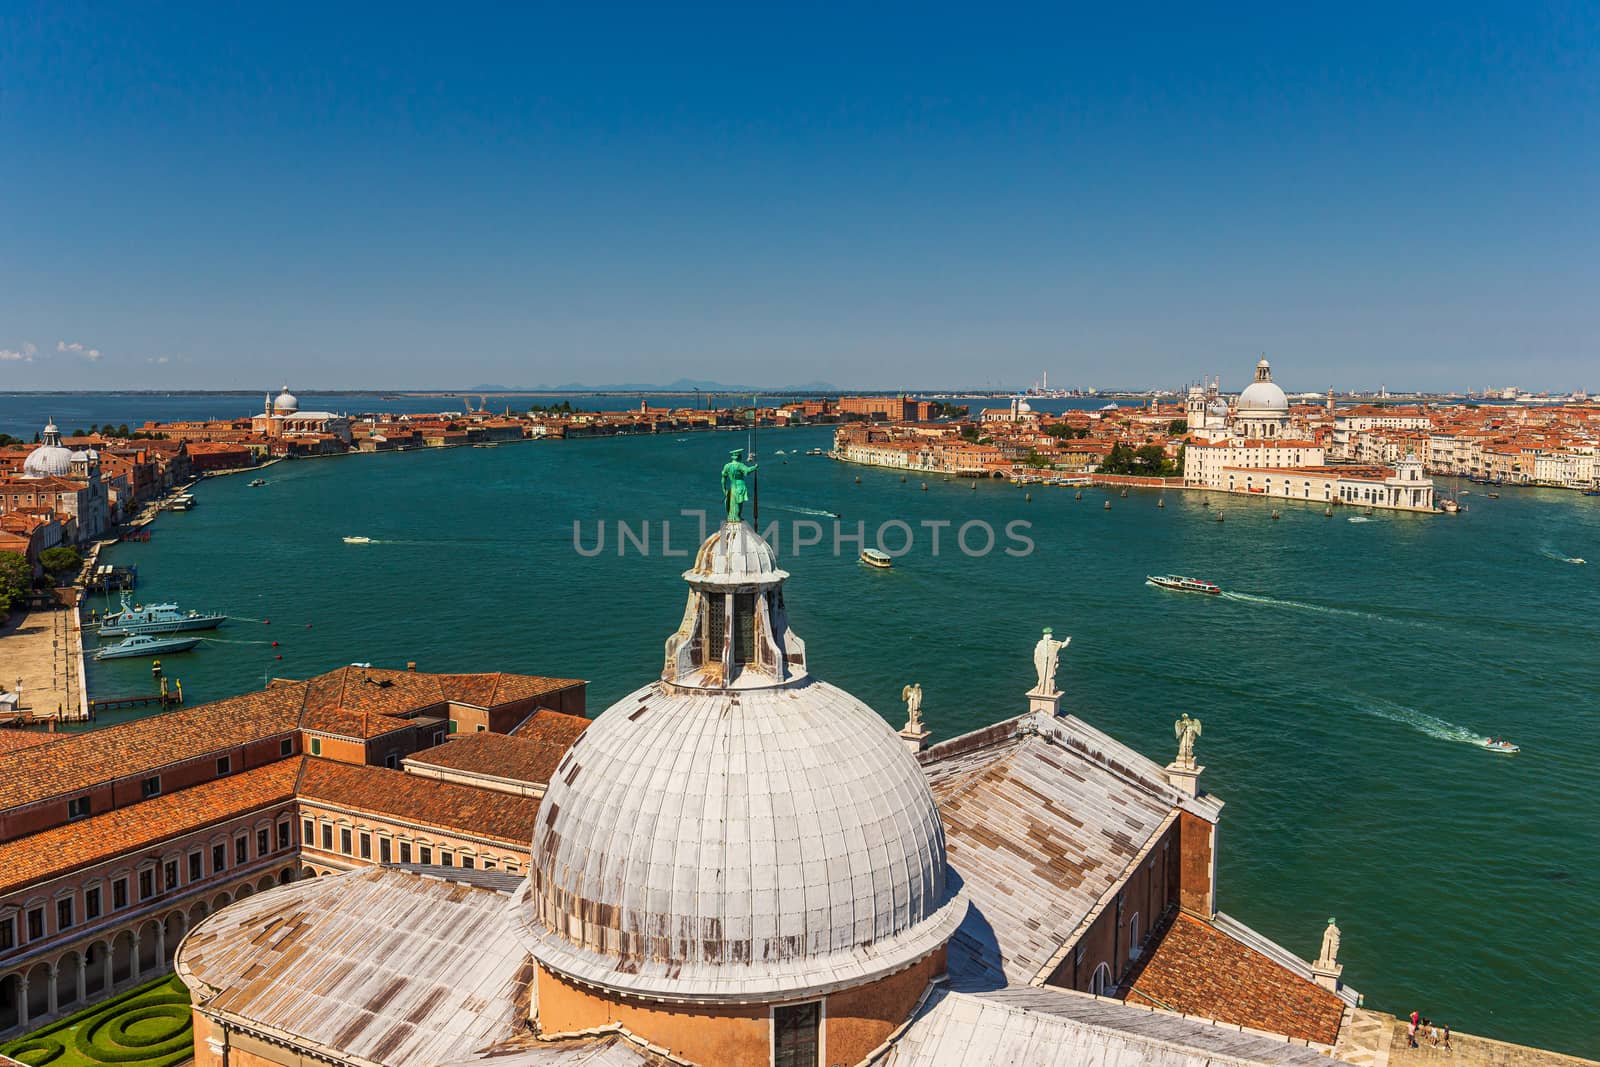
[[406, 661, 417, 672]]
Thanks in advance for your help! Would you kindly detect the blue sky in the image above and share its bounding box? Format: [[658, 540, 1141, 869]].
[[1, 3, 1594, 392]]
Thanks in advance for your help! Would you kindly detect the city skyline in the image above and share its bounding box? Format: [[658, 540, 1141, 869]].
[[2, 5, 1595, 391]]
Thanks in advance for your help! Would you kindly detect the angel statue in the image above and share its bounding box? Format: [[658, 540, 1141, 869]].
[[900, 683, 924, 734], [1174, 713, 1202, 767]]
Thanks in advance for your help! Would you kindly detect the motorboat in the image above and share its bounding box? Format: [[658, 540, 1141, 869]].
[[96, 594, 225, 636], [343, 536, 373, 545], [860, 548, 893, 569], [1146, 574, 1221, 595], [94, 633, 203, 660], [1482, 738, 1520, 754], [248, 478, 267, 487]]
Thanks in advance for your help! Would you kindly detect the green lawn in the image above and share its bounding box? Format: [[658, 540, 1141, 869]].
[[0, 975, 192, 1067]]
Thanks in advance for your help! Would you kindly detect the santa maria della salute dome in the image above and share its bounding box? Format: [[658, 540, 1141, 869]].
[[518, 521, 964, 1006]]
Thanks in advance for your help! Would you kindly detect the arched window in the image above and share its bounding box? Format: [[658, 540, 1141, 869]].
[[1089, 962, 1114, 996], [1127, 912, 1141, 960]]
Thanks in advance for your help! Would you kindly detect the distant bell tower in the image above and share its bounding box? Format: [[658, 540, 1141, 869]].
[[1326, 387, 1335, 416]]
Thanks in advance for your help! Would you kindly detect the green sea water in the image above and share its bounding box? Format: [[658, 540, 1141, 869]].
[[88, 428, 1600, 1055]]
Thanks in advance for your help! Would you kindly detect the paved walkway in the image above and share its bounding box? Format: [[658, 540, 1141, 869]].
[[1386, 1020, 1597, 1067], [0, 603, 83, 724], [1333, 1009, 1597, 1067]]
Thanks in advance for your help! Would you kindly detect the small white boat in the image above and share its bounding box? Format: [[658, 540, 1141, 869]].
[[95, 633, 203, 660], [1482, 738, 1520, 754], [343, 536, 373, 544], [860, 548, 893, 569]]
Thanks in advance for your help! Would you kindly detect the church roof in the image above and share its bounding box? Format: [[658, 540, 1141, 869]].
[[874, 985, 1338, 1066], [1124, 912, 1347, 1045], [179, 865, 532, 1067], [923, 710, 1220, 988]]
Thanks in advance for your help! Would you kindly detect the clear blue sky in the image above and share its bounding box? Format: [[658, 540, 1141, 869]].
[[1, 3, 1594, 392]]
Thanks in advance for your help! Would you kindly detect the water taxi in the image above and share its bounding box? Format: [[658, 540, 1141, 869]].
[[1482, 738, 1520, 754], [860, 548, 893, 569], [1146, 575, 1221, 595], [94, 633, 203, 660], [343, 536, 373, 545], [96, 595, 225, 636], [248, 478, 267, 487]]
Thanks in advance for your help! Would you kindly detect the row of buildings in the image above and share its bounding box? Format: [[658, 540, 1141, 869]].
[[0, 662, 589, 1037], [0, 391, 928, 560], [0, 422, 198, 561]]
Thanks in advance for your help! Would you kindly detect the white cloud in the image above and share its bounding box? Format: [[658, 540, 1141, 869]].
[[1, 342, 37, 362], [57, 340, 102, 360]]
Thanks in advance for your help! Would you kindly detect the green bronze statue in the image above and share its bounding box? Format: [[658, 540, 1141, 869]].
[[721, 448, 758, 522]]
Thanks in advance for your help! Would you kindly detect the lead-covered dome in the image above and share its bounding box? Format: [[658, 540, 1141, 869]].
[[1237, 357, 1288, 412], [518, 521, 965, 1003], [23, 421, 72, 478], [273, 386, 299, 414]]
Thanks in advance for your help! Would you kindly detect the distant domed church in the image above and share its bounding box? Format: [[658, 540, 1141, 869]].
[[10, 420, 110, 540], [176, 498, 1360, 1066]]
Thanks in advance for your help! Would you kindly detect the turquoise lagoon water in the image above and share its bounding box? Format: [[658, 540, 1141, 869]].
[[84, 428, 1599, 1055]]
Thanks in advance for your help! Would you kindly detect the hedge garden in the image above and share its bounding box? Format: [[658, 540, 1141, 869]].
[[0, 975, 192, 1067]]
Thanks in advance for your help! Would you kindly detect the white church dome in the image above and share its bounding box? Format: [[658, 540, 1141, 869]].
[[1237, 358, 1288, 413], [273, 387, 300, 414], [523, 677, 961, 1001], [520, 522, 965, 1003], [23, 421, 73, 478]]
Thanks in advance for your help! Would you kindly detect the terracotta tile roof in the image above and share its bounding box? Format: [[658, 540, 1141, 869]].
[[0, 731, 60, 754], [409, 715, 590, 786], [0, 760, 300, 895], [1125, 912, 1345, 1045], [297, 758, 536, 846], [0, 667, 589, 807], [0, 685, 307, 810]]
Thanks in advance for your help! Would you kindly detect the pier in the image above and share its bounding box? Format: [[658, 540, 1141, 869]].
[[0, 596, 89, 726]]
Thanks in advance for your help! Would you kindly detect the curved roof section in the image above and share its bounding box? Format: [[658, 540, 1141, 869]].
[[523, 676, 964, 1002]]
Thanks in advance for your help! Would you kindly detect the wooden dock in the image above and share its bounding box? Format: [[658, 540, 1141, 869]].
[[87, 691, 183, 714]]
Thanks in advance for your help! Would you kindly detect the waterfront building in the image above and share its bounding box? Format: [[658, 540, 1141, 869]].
[[248, 388, 353, 447], [0, 665, 587, 1037], [0, 422, 112, 542], [174, 515, 1364, 1067], [1184, 361, 1436, 512]]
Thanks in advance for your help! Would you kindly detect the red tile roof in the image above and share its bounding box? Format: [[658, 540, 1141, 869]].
[[410, 713, 590, 786], [0, 668, 586, 809], [296, 758, 536, 846], [0, 730, 60, 754], [1125, 913, 1345, 1045], [0, 760, 301, 895]]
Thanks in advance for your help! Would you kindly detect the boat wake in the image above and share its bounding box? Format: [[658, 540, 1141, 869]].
[[767, 504, 841, 519], [1221, 591, 1394, 623], [1358, 697, 1488, 747], [1347, 516, 1371, 523], [1539, 547, 1587, 565]]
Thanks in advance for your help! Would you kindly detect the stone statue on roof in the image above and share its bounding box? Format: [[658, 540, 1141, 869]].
[[1031, 627, 1069, 696], [1318, 917, 1341, 968], [1174, 713, 1202, 767], [901, 683, 923, 733], [721, 448, 758, 522]]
